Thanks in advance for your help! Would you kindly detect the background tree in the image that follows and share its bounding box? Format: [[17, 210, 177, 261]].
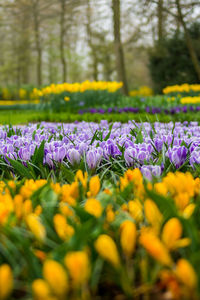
[[0, 0, 199, 91], [112, 0, 129, 95]]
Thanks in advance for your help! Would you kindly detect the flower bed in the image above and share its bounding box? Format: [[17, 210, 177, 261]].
[[0, 168, 199, 299], [1, 121, 200, 180], [79, 105, 200, 115]]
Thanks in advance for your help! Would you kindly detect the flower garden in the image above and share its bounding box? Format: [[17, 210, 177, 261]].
[[1, 82, 200, 300]]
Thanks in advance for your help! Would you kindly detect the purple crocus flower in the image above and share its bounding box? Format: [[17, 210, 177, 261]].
[[154, 138, 163, 152], [140, 166, 152, 180], [54, 146, 66, 162], [67, 149, 81, 165], [141, 165, 161, 180], [46, 153, 54, 168], [168, 146, 187, 168], [124, 147, 137, 166], [190, 150, 200, 167], [86, 149, 101, 169], [18, 147, 31, 161]]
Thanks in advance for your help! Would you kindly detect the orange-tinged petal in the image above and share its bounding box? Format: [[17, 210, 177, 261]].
[[175, 259, 197, 289], [139, 230, 173, 266], [162, 218, 182, 250]]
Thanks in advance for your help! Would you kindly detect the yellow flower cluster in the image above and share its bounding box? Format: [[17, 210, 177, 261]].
[[32, 80, 123, 98], [180, 96, 200, 104], [167, 96, 176, 102], [163, 83, 200, 94], [0, 169, 199, 299], [129, 86, 153, 97], [0, 88, 34, 101], [0, 100, 39, 106]]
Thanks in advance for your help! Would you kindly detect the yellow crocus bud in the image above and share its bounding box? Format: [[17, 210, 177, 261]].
[[88, 175, 100, 197], [34, 205, 42, 216], [162, 218, 182, 250], [43, 260, 68, 297], [154, 182, 168, 196], [23, 199, 33, 216], [64, 251, 90, 286], [14, 194, 23, 219], [121, 203, 128, 211], [162, 218, 190, 250], [174, 192, 190, 211], [7, 181, 15, 190], [94, 234, 120, 267], [0, 264, 13, 300], [26, 214, 46, 242], [120, 220, 136, 257], [139, 229, 173, 266], [69, 182, 79, 199], [32, 279, 51, 299], [175, 259, 197, 289], [106, 204, 115, 223], [183, 203, 196, 219], [144, 199, 163, 233], [75, 170, 88, 189], [128, 200, 143, 222], [0, 202, 10, 225], [59, 203, 73, 217], [84, 198, 102, 218], [119, 176, 129, 191], [53, 214, 74, 241]]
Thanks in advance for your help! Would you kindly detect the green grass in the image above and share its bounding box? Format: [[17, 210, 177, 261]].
[[1, 109, 200, 124]]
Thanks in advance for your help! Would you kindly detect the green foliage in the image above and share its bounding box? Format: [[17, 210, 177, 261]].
[[39, 90, 121, 112], [1, 109, 200, 125], [149, 22, 200, 93]]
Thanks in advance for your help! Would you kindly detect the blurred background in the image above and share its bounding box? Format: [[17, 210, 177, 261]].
[[0, 0, 199, 96]]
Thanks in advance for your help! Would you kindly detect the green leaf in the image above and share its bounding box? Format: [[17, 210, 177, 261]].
[[7, 158, 33, 179], [32, 140, 45, 165]]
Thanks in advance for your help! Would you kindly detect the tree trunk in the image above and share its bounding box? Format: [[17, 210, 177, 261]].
[[176, 0, 200, 81], [86, 0, 99, 81], [112, 0, 128, 95], [60, 0, 67, 82], [21, 16, 31, 84], [33, 1, 42, 86], [157, 0, 163, 42]]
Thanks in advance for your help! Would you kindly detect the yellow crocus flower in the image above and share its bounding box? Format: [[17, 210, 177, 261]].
[[87, 175, 100, 197], [182, 203, 196, 219], [64, 251, 90, 286], [43, 260, 68, 297], [175, 259, 197, 289], [139, 229, 173, 266], [106, 204, 115, 223], [95, 234, 120, 268], [32, 279, 51, 299], [75, 170, 88, 189], [0, 264, 13, 300], [128, 199, 143, 222], [53, 214, 74, 241], [84, 198, 102, 218], [161, 218, 190, 250], [120, 220, 136, 257], [26, 213, 46, 242], [144, 199, 163, 233]]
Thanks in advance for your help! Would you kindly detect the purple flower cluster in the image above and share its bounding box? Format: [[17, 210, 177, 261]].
[[0, 121, 200, 175], [79, 106, 200, 115]]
